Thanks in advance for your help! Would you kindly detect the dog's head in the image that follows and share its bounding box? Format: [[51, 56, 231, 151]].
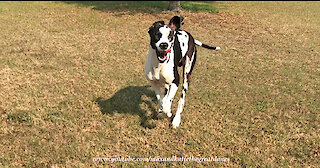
[[148, 16, 184, 62]]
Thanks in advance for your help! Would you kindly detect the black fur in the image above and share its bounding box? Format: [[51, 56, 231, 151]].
[[201, 44, 217, 50], [148, 21, 165, 50], [186, 32, 197, 76], [164, 88, 168, 96], [172, 33, 182, 86], [169, 16, 184, 30]]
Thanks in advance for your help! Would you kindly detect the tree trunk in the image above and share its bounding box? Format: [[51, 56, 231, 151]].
[[168, 1, 181, 12]]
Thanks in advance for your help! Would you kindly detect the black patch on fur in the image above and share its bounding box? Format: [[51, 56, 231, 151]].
[[148, 21, 165, 50], [168, 31, 174, 42], [201, 44, 217, 50], [172, 33, 182, 86], [185, 31, 197, 76], [178, 56, 185, 67], [185, 32, 195, 59], [172, 63, 180, 85], [164, 88, 168, 96]]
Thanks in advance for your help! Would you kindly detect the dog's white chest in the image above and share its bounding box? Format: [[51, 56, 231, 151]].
[[159, 56, 175, 83], [145, 49, 175, 83]]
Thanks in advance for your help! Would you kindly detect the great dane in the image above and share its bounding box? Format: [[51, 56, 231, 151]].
[[145, 16, 220, 128]]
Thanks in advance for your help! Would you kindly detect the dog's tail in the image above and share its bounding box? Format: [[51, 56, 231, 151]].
[[195, 40, 221, 50]]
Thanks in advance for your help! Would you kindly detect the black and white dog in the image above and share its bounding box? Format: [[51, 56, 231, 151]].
[[145, 16, 220, 128]]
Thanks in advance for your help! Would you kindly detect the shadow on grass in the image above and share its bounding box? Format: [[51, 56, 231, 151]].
[[61, 1, 218, 15], [62, 1, 169, 15], [96, 85, 161, 129]]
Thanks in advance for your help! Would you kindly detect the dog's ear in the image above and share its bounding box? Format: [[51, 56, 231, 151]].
[[148, 21, 165, 49], [158, 21, 165, 25], [148, 21, 165, 35], [148, 25, 154, 35], [169, 16, 184, 31]]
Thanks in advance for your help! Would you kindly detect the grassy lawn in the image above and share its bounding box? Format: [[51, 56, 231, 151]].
[[0, 1, 319, 167]]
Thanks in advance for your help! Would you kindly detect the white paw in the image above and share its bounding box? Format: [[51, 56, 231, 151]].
[[216, 46, 221, 50], [162, 103, 171, 117], [163, 108, 172, 118], [172, 115, 181, 129], [166, 112, 172, 118]]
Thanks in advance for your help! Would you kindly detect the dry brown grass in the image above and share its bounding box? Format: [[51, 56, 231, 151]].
[[0, 1, 319, 167]]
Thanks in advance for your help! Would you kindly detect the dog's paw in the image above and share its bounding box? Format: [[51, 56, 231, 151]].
[[172, 115, 181, 129], [166, 112, 172, 118], [163, 109, 172, 118], [162, 104, 171, 117], [163, 108, 172, 118]]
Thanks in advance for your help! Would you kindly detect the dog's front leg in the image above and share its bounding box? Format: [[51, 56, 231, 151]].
[[162, 83, 178, 118], [151, 82, 164, 112], [162, 83, 170, 107]]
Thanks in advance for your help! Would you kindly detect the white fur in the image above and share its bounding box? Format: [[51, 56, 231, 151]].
[[194, 40, 202, 46], [177, 31, 189, 55], [172, 113, 181, 128], [145, 45, 176, 117], [155, 27, 172, 51], [195, 39, 221, 50], [162, 83, 178, 117]]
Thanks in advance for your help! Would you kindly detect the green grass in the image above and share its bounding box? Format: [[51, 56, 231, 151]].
[[63, 1, 218, 13], [7, 110, 33, 125], [0, 1, 319, 167], [182, 1, 217, 13]]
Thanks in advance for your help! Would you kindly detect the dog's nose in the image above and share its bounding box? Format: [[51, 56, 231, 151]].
[[159, 43, 168, 50]]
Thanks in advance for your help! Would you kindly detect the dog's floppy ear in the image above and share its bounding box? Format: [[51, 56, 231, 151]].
[[148, 25, 154, 35], [169, 16, 184, 31], [148, 21, 165, 49], [148, 21, 165, 35]]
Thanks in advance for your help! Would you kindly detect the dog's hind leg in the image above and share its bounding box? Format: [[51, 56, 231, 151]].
[[172, 50, 196, 128]]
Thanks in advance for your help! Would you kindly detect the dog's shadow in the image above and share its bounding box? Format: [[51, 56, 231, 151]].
[[95, 85, 163, 129]]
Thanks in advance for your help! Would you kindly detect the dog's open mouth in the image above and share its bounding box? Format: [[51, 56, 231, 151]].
[[157, 49, 171, 62], [158, 52, 167, 61]]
